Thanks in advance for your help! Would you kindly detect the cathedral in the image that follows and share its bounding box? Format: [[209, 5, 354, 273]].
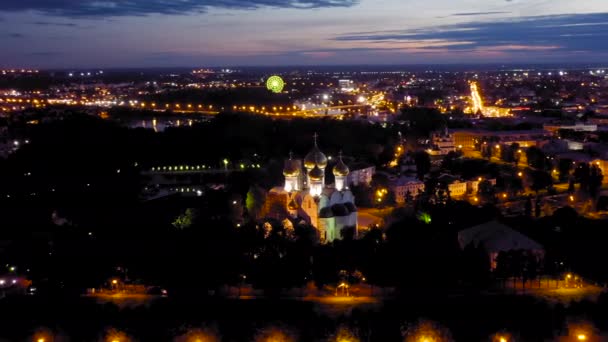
[[264, 135, 358, 242]]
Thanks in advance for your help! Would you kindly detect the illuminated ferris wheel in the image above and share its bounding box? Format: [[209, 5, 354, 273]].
[[266, 75, 285, 93]]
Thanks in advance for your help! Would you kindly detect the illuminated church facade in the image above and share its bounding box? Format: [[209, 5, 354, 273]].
[[264, 136, 358, 242]]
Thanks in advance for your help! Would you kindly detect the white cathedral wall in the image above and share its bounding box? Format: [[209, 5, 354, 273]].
[[284, 176, 299, 192], [319, 217, 336, 242], [348, 212, 358, 228], [319, 194, 330, 210], [342, 190, 355, 204], [310, 182, 323, 197], [335, 216, 352, 238], [302, 194, 319, 228], [335, 177, 346, 191], [329, 191, 343, 206]]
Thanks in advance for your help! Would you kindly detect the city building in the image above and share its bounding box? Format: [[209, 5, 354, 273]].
[[458, 221, 544, 270], [543, 123, 598, 133], [339, 79, 355, 92], [427, 129, 456, 156], [263, 137, 358, 242], [347, 165, 375, 187], [452, 129, 549, 151], [448, 180, 468, 197], [391, 176, 425, 204]]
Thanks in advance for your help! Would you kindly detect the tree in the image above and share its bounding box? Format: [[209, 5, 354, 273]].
[[529, 170, 553, 193], [340, 226, 357, 241], [589, 165, 604, 198], [524, 196, 532, 218], [495, 251, 510, 286], [229, 194, 245, 224], [399, 107, 445, 137], [246, 185, 267, 220], [574, 162, 591, 191], [500, 143, 520, 164], [462, 243, 491, 287], [414, 151, 431, 180], [294, 222, 319, 246], [558, 158, 574, 182], [504, 175, 523, 196], [172, 208, 198, 230], [480, 142, 492, 159], [441, 150, 462, 171], [525, 147, 547, 170], [351, 184, 373, 207], [477, 180, 496, 205]]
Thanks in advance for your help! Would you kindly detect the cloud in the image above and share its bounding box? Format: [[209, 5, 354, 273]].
[[0, 0, 358, 17], [451, 11, 510, 16], [32, 21, 78, 27], [8, 33, 25, 38], [27, 52, 62, 56], [335, 12, 608, 53]]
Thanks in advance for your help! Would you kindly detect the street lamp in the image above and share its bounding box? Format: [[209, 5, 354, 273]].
[[111, 279, 119, 291], [238, 274, 246, 298]]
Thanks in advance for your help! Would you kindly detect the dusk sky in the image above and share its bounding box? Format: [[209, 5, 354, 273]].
[[1, 0, 608, 68]]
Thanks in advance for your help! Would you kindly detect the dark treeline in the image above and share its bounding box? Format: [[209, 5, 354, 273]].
[[0, 112, 398, 231]]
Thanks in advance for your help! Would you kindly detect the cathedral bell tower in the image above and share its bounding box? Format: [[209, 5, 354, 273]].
[[333, 151, 350, 191], [303, 133, 328, 197], [283, 152, 301, 192]]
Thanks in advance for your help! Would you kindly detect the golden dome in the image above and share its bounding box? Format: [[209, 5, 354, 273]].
[[308, 165, 324, 181], [288, 198, 299, 210], [333, 156, 349, 177], [304, 134, 327, 169], [283, 158, 300, 177], [304, 147, 328, 169]]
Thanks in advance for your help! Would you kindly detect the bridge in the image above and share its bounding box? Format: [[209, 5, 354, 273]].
[[143, 164, 262, 175]]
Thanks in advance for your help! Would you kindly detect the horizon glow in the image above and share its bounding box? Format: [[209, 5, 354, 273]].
[[1, 0, 608, 68]]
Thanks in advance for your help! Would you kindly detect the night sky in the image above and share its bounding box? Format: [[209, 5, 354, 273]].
[[1, 0, 608, 68]]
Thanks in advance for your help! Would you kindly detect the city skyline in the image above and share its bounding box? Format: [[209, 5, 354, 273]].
[[1, 0, 608, 68]]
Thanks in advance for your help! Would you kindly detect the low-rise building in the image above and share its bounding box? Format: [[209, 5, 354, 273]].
[[347, 164, 375, 187], [391, 176, 425, 204], [458, 221, 544, 270], [452, 129, 549, 151], [427, 130, 456, 156], [543, 123, 598, 133]]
